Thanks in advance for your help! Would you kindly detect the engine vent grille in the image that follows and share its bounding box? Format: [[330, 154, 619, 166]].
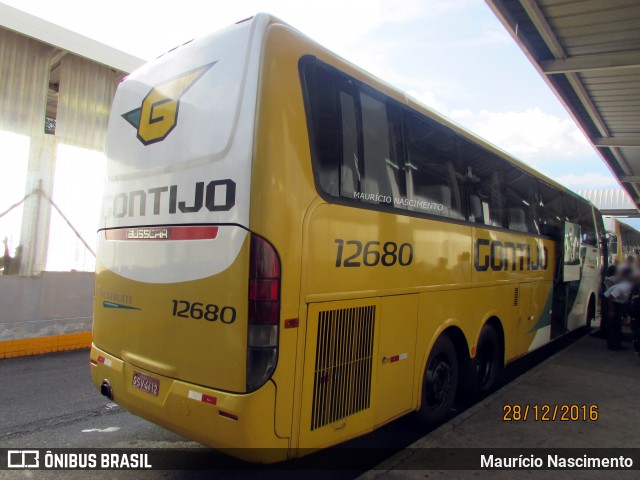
[[311, 305, 375, 431], [514, 287, 519, 307]]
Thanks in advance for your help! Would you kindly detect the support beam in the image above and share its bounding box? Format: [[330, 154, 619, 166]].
[[517, 0, 640, 202], [541, 51, 640, 74], [519, 0, 565, 58], [619, 176, 640, 183], [599, 209, 640, 218], [594, 137, 640, 148]]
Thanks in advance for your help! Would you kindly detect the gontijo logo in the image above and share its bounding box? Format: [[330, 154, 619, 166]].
[[122, 62, 216, 145]]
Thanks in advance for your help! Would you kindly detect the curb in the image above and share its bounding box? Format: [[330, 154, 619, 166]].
[[0, 332, 92, 358]]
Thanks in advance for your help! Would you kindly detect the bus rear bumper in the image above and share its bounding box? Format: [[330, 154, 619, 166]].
[[90, 344, 289, 463]]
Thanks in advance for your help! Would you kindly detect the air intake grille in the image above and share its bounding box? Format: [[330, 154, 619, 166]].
[[311, 305, 375, 431], [514, 287, 519, 307]]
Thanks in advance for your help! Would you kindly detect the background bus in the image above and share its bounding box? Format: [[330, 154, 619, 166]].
[[604, 217, 640, 265], [91, 14, 604, 462]]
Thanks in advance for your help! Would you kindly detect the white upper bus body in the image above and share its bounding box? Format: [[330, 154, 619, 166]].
[[99, 16, 268, 284]]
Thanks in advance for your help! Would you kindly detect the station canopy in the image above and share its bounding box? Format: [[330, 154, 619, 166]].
[[578, 188, 640, 217], [486, 0, 640, 214]]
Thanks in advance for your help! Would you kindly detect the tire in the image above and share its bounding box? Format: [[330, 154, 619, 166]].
[[416, 334, 458, 426], [473, 324, 501, 395]]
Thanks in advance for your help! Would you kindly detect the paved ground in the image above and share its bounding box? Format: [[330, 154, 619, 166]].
[[0, 349, 425, 479], [360, 334, 640, 480], [0, 330, 635, 479]]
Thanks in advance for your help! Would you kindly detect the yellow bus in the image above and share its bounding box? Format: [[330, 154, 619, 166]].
[[91, 14, 605, 462], [605, 217, 640, 264]]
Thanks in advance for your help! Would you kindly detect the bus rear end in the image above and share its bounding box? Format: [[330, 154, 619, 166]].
[[89, 15, 288, 460]]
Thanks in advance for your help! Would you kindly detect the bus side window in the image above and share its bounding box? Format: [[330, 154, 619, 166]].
[[303, 63, 341, 197], [468, 193, 483, 223], [575, 203, 597, 246], [504, 170, 540, 234], [538, 181, 566, 238], [360, 92, 394, 203], [462, 140, 507, 228], [338, 89, 359, 199], [404, 113, 466, 219], [490, 171, 507, 228]]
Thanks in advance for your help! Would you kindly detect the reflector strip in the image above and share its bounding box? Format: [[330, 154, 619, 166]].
[[188, 390, 217, 405], [285, 318, 299, 329], [389, 353, 408, 363], [219, 410, 238, 421], [105, 226, 219, 241], [97, 355, 113, 367]]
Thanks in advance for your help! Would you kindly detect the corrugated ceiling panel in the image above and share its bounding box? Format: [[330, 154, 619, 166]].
[[578, 188, 636, 211], [543, 0, 640, 56], [0, 28, 51, 136], [56, 54, 119, 150]]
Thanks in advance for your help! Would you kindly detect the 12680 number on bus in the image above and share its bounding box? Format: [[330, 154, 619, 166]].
[[334, 240, 413, 267], [171, 300, 236, 324]]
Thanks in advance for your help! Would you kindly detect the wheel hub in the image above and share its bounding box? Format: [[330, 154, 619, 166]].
[[427, 356, 452, 408]]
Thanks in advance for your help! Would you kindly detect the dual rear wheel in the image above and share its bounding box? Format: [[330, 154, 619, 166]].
[[417, 325, 502, 426]]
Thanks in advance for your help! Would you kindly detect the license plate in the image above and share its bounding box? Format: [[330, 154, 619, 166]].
[[132, 371, 159, 397]]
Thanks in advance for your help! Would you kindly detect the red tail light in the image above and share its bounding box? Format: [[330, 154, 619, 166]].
[[247, 234, 280, 391], [248, 235, 280, 325]]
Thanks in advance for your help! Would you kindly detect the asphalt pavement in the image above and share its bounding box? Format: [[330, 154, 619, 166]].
[[1, 329, 628, 479]]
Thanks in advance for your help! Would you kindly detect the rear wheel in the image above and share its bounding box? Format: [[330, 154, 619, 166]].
[[473, 325, 501, 395], [416, 334, 458, 426]]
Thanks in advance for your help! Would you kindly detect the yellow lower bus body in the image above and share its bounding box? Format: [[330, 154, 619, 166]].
[[90, 346, 288, 463]]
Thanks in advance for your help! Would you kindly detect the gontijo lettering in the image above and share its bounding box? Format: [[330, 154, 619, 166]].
[[103, 179, 236, 219], [474, 239, 548, 272]]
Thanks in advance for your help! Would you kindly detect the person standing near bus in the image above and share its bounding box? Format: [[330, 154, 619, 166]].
[[618, 255, 634, 274], [604, 266, 633, 350]]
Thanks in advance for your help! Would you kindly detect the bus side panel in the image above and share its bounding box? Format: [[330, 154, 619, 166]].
[[414, 284, 516, 404], [251, 24, 321, 442], [299, 299, 380, 450], [374, 294, 419, 426]]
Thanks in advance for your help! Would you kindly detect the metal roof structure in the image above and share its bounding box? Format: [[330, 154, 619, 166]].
[[0, 2, 144, 73], [578, 188, 640, 216], [486, 0, 640, 214]]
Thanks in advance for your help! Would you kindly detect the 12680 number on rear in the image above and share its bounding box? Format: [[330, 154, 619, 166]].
[[171, 300, 236, 324]]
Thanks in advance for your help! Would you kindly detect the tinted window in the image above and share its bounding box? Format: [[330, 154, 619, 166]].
[[404, 113, 466, 219], [504, 166, 540, 234], [303, 62, 405, 209], [302, 57, 593, 235], [464, 143, 508, 228], [360, 91, 398, 203], [303, 62, 340, 197], [338, 89, 358, 198], [576, 203, 596, 245]]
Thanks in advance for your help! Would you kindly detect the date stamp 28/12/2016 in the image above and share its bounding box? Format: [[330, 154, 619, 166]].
[[503, 404, 599, 422]]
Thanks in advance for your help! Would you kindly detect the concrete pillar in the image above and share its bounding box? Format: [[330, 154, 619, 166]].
[[19, 133, 57, 275]]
